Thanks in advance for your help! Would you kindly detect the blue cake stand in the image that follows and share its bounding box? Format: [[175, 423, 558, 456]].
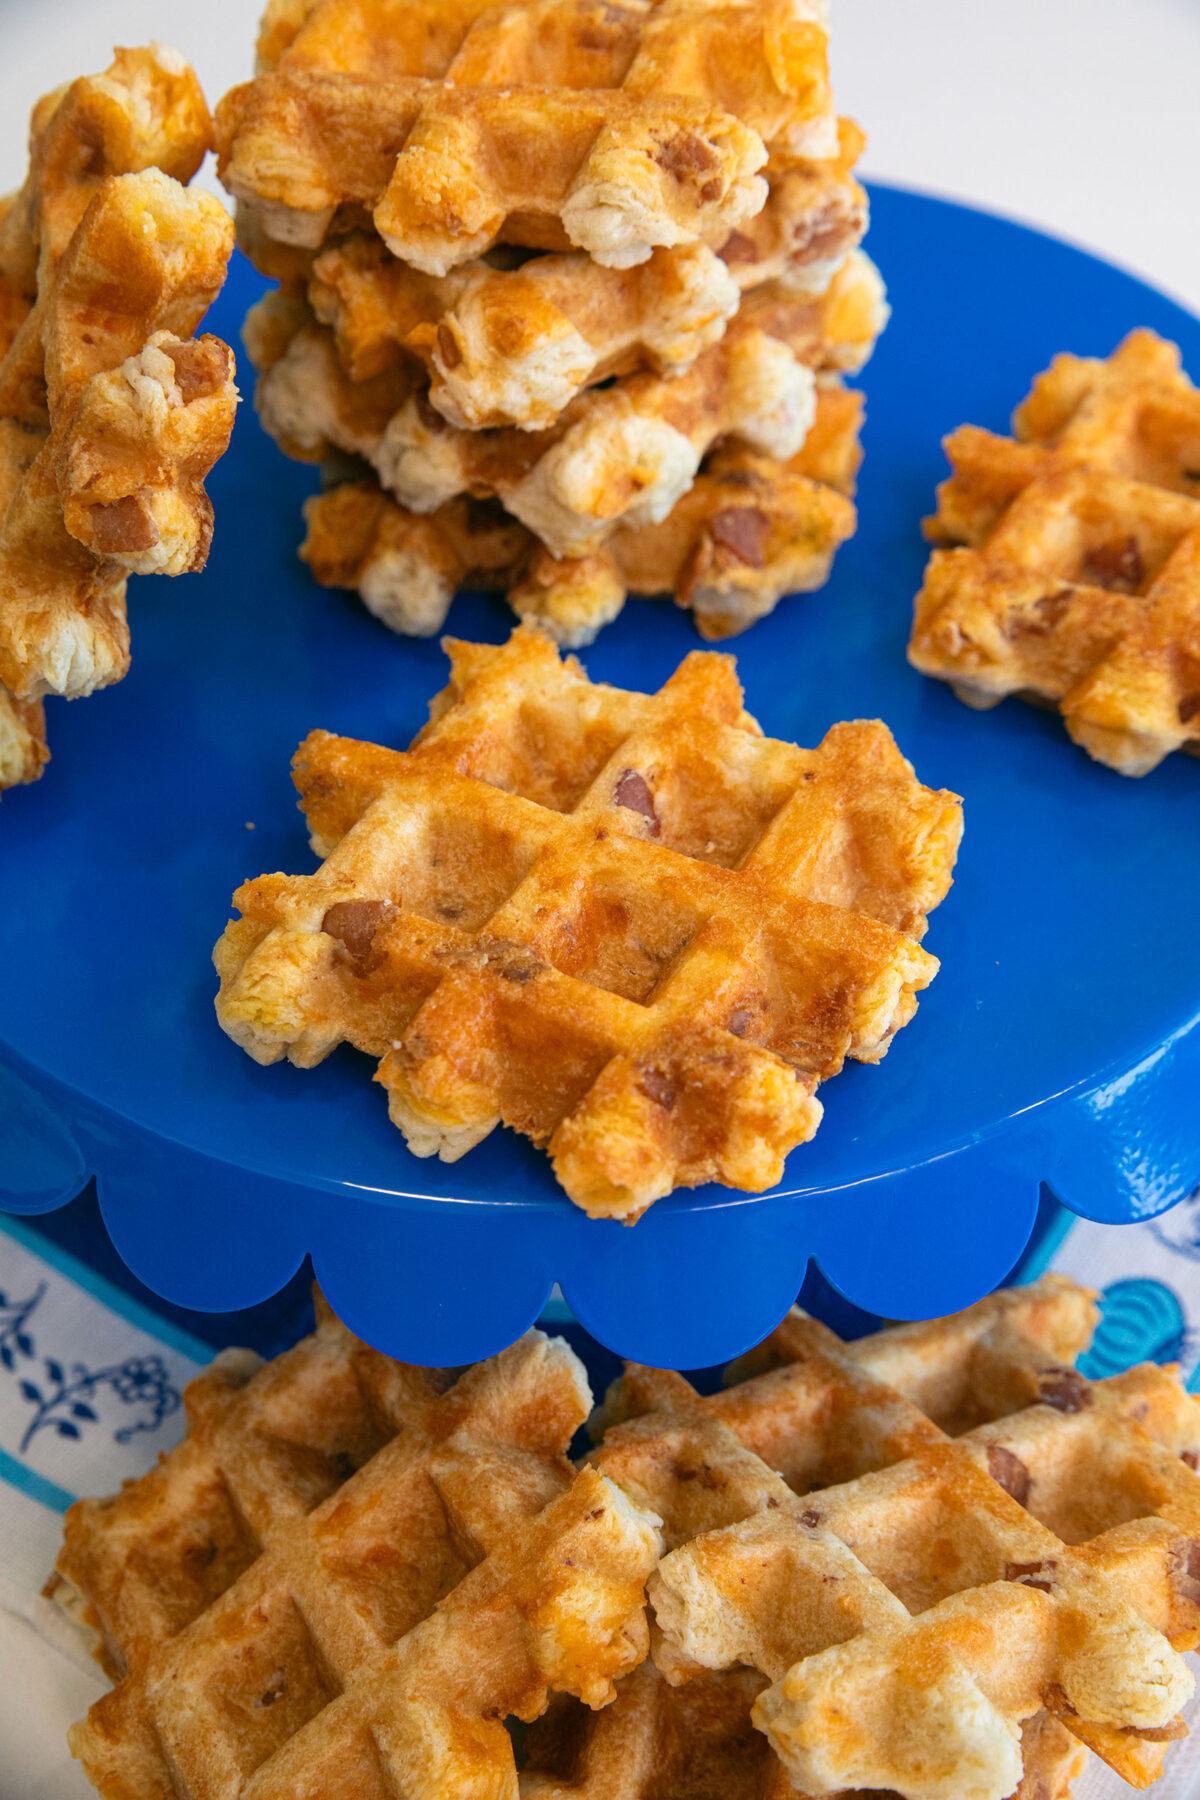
[[2, 187, 1198, 1368]]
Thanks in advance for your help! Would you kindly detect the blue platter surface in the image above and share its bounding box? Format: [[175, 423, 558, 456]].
[[2, 186, 1199, 1367]]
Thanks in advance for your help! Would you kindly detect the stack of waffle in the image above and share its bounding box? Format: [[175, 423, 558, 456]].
[[217, 0, 886, 646], [52, 1276, 1200, 1798]]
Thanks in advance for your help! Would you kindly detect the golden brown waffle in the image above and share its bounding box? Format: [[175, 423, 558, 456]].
[[0, 47, 238, 792], [55, 1297, 661, 1800], [593, 1273, 1200, 1798], [214, 626, 961, 1220], [0, 172, 237, 700], [219, 0, 837, 273], [299, 382, 862, 642], [910, 329, 1200, 776], [258, 250, 885, 558], [56, 1277, 1124, 1800], [719, 118, 868, 298], [287, 119, 867, 431], [230, 3, 877, 655]]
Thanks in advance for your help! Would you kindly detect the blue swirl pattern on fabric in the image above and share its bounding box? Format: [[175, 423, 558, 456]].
[[1079, 1278, 1187, 1381]]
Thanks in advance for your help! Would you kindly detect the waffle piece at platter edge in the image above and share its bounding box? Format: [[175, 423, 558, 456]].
[[219, 0, 838, 275], [591, 1273, 1200, 1799], [255, 248, 887, 561], [910, 329, 1200, 776], [0, 45, 239, 793], [214, 626, 962, 1221], [300, 382, 863, 644], [52, 1296, 662, 1800]]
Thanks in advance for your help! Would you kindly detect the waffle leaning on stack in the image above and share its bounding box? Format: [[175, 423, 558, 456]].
[[0, 46, 240, 793], [216, 0, 887, 646]]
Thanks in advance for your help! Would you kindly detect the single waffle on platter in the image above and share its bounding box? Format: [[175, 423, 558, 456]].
[[219, 0, 837, 273], [593, 1273, 1200, 1799], [52, 1296, 661, 1800], [300, 380, 863, 642], [0, 46, 239, 792], [909, 329, 1200, 776], [214, 625, 961, 1221], [256, 248, 886, 558]]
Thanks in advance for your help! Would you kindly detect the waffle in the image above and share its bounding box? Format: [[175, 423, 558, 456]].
[[57, 1278, 1140, 1800], [258, 249, 885, 558], [218, 0, 838, 273], [300, 381, 863, 642], [0, 47, 238, 791], [54, 1297, 662, 1800], [910, 329, 1200, 775], [719, 118, 868, 299], [593, 1273, 1200, 1798], [290, 119, 867, 431], [214, 625, 961, 1220]]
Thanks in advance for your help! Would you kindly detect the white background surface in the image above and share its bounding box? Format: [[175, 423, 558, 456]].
[[0, 1, 1197, 1794], [0, 0, 1196, 308]]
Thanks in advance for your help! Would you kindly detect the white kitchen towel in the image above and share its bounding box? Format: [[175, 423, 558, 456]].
[[0, 1215, 206, 1646], [4, 1204, 1200, 1799]]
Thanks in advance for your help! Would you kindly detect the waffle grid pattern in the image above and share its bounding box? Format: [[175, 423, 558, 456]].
[[253, 248, 884, 560], [219, 0, 878, 645], [55, 1277, 1200, 1799], [299, 382, 862, 647], [56, 1304, 661, 1800], [220, 0, 836, 273], [592, 1276, 1200, 1798]]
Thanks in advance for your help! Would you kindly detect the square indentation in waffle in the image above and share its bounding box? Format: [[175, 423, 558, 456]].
[[54, 1297, 662, 1800], [220, 0, 839, 273], [909, 328, 1200, 775], [0, 44, 239, 792], [214, 625, 962, 1220], [591, 1273, 1200, 1799]]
